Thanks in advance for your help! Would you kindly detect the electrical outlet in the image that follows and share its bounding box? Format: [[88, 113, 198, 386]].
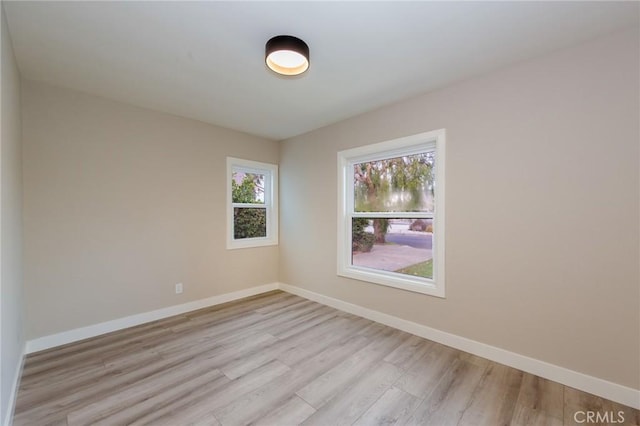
[[175, 283, 183, 294]]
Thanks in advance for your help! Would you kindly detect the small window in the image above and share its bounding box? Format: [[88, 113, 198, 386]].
[[337, 130, 446, 297], [227, 157, 278, 249]]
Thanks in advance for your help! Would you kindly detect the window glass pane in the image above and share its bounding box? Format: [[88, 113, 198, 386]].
[[352, 218, 433, 279], [234, 208, 266, 239], [353, 152, 435, 213], [232, 171, 265, 204]]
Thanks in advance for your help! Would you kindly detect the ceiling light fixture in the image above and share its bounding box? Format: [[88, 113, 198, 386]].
[[265, 35, 309, 76]]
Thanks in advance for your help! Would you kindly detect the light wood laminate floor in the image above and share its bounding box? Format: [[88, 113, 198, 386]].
[[14, 291, 639, 426]]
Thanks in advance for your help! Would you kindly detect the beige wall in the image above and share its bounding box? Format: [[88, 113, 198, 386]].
[[1, 4, 24, 424], [279, 28, 640, 390], [22, 81, 279, 339], [15, 19, 640, 397]]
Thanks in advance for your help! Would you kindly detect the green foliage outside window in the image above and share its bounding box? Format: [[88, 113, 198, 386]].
[[232, 173, 267, 239], [352, 218, 375, 253], [354, 153, 434, 243]]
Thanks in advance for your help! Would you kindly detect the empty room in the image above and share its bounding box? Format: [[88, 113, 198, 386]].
[[1, 1, 639, 425]]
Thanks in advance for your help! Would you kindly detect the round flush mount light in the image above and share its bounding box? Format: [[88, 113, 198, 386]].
[[265, 35, 309, 76]]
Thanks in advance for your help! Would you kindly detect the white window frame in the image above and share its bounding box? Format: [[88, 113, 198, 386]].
[[337, 129, 446, 297], [226, 157, 278, 250]]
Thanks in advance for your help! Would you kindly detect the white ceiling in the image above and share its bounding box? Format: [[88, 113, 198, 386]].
[[4, 1, 638, 140]]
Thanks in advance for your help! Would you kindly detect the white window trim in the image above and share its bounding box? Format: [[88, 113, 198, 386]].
[[226, 157, 279, 250], [337, 129, 446, 298]]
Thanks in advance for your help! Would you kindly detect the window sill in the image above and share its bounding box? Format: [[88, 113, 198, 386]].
[[227, 237, 278, 250], [338, 266, 445, 298]]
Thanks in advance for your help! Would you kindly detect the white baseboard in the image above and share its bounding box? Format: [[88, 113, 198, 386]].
[[3, 342, 26, 426], [20, 281, 640, 410], [277, 283, 640, 410], [25, 283, 279, 354]]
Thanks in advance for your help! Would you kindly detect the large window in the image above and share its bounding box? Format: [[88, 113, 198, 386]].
[[227, 157, 278, 249], [337, 130, 445, 297]]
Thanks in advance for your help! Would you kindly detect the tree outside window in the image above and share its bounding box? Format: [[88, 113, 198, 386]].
[[227, 158, 278, 249], [337, 129, 445, 297]]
